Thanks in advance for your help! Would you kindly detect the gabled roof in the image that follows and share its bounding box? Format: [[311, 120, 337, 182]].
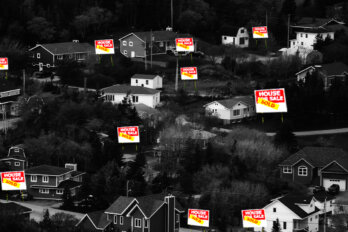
[[313, 192, 335, 203], [101, 85, 160, 95], [120, 31, 192, 42], [7, 146, 26, 160], [295, 66, 316, 76], [292, 18, 344, 28], [131, 74, 160, 80], [76, 211, 111, 230], [105, 196, 137, 214], [280, 147, 348, 169], [25, 165, 72, 176], [29, 42, 94, 55], [204, 96, 254, 109], [278, 194, 320, 219], [58, 179, 82, 189], [0, 202, 32, 215], [320, 62, 348, 76]]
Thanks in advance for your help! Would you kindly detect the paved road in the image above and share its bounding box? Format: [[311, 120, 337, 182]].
[[0, 200, 84, 222], [266, 127, 348, 137]]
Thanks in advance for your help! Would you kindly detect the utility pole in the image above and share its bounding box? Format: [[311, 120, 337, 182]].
[[171, 0, 173, 29], [144, 39, 148, 70], [287, 14, 290, 48], [175, 57, 178, 91], [266, 11, 268, 27], [324, 197, 327, 232], [150, 30, 153, 69], [22, 69, 25, 96]]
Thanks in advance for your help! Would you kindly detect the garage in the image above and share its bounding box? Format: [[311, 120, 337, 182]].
[[323, 178, 346, 191]]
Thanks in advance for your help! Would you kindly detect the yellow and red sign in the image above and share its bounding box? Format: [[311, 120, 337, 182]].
[[95, 39, 115, 55], [1, 171, 27, 191], [117, 126, 140, 143], [254, 88, 287, 113], [0, 58, 9, 70], [252, 26, 268, 39], [188, 209, 209, 227], [242, 209, 267, 228], [181, 67, 198, 80], [176, 38, 194, 52]]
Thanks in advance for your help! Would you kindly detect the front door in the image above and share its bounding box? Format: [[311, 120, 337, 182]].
[[131, 51, 135, 58], [39, 63, 43, 72]]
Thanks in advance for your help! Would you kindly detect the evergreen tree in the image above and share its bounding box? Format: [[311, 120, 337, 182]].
[[281, 0, 297, 15], [272, 218, 281, 232], [41, 209, 52, 231]]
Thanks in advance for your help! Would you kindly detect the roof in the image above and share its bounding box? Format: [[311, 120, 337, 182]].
[[313, 192, 335, 203], [295, 66, 316, 75], [280, 147, 348, 169], [58, 179, 82, 189], [293, 27, 332, 33], [134, 103, 160, 118], [190, 129, 217, 140], [321, 62, 348, 76], [71, 170, 85, 177], [25, 165, 72, 175], [205, 96, 254, 109], [76, 211, 111, 230], [131, 74, 160, 80], [122, 30, 192, 42], [106, 194, 184, 217], [278, 194, 320, 219], [7, 146, 26, 160], [293, 18, 344, 28], [30, 42, 94, 55], [101, 85, 160, 95], [0, 202, 32, 215]]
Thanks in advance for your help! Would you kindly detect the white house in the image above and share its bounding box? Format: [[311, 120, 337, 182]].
[[313, 192, 336, 214], [290, 28, 335, 51], [203, 96, 255, 124], [130, 74, 163, 89], [101, 85, 161, 108], [256, 194, 320, 232], [222, 27, 249, 48]]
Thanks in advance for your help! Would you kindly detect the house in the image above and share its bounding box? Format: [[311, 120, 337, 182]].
[[0, 145, 28, 171], [279, 147, 348, 191], [28, 41, 94, 71], [76, 194, 184, 232], [313, 192, 336, 214], [0, 202, 32, 220], [203, 96, 256, 124], [257, 194, 320, 232], [131, 74, 163, 89], [75, 210, 112, 232], [101, 85, 161, 108], [295, 62, 348, 89], [221, 27, 249, 48], [0, 79, 21, 117], [119, 28, 193, 58], [332, 191, 348, 215], [25, 163, 85, 200]]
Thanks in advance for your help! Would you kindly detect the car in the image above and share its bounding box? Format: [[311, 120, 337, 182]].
[[328, 184, 340, 195], [313, 185, 326, 194]]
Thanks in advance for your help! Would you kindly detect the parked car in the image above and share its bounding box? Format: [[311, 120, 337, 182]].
[[313, 185, 326, 194], [328, 184, 340, 195]]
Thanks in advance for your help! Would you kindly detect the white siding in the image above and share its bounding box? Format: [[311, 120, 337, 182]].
[[104, 93, 160, 108], [221, 27, 249, 48], [205, 102, 231, 120], [131, 76, 163, 89]]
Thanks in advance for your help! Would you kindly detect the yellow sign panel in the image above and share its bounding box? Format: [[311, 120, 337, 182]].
[[257, 98, 279, 110], [119, 132, 135, 141], [3, 178, 20, 188]]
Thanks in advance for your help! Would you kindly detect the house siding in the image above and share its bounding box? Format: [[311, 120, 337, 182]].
[[131, 76, 163, 89], [205, 101, 255, 122], [131, 209, 145, 232], [78, 217, 101, 232], [29, 46, 54, 70], [105, 93, 160, 108], [26, 174, 58, 187], [120, 35, 145, 58], [293, 160, 313, 185], [150, 205, 166, 232], [0, 159, 25, 171], [262, 201, 298, 232]]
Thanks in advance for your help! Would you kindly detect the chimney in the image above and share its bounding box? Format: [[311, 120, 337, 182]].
[[72, 40, 79, 43], [165, 195, 175, 232], [65, 163, 77, 171]]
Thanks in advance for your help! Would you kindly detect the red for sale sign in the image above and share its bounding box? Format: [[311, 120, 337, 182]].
[[1, 171, 27, 190], [95, 39, 115, 54], [0, 58, 8, 70], [254, 88, 287, 113], [117, 126, 140, 143], [181, 67, 198, 80], [188, 209, 209, 227], [252, 26, 268, 38], [176, 38, 194, 52], [242, 209, 267, 228]]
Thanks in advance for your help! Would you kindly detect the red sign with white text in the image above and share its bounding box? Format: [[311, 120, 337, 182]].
[[252, 26, 268, 38], [95, 39, 115, 54], [176, 38, 194, 52], [242, 209, 267, 228], [117, 126, 140, 143], [1, 171, 27, 190], [0, 58, 8, 70], [181, 67, 198, 80], [188, 209, 209, 227], [254, 88, 287, 113]]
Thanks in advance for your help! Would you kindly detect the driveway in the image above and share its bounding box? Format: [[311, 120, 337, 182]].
[[0, 200, 84, 222]]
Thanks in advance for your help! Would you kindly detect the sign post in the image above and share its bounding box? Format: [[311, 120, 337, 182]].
[[181, 67, 198, 91], [95, 39, 115, 66], [188, 209, 210, 228]]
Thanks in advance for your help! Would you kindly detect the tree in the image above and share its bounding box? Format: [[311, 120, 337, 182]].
[[62, 186, 74, 210], [274, 122, 298, 153], [41, 209, 52, 230], [272, 218, 281, 232], [27, 17, 56, 42], [281, 0, 296, 15], [51, 213, 79, 232]]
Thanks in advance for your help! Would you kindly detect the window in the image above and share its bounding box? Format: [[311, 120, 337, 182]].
[[176, 214, 180, 223], [310, 217, 312, 221], [136, 79, 138, 83], [301, 33, 303, 37], [301, 42, 304, 45], [31, 175, 37, 182], [144, 219, 149, 228], [273, 208, 276, 212], [305, 34, 308, 38], [293, 42, 295, 45], [57, 55, 63, 60], [283, 166, 292, 174], [114, 215, 117, 224], [14, 162, 20, 166], [56, 189, 63, 194], [134, 218, 141, 228], [5, 161, 11, 166], [47, 64, 50, 68], [159, 42, 164, 47], [129, 41, 133, 46], [120, 216, 123, 225], [43, 175, 49, 183], [37, 53, 41, 59], [241, 29, 245, 33], [39, 189, 49, 194], [283, 222, 287, 229], [298, 166, 308, 176], [315, 215, 318, 219], [233, 109, 240, 116], [240, 37, 245, 45], [224, 36, 227, 40], [146, 80, 149, 85], [123, 41, 127, 46], [77, 53, 85, 60], [132, 95, 138, 103], [124, 50, 127, 55]]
